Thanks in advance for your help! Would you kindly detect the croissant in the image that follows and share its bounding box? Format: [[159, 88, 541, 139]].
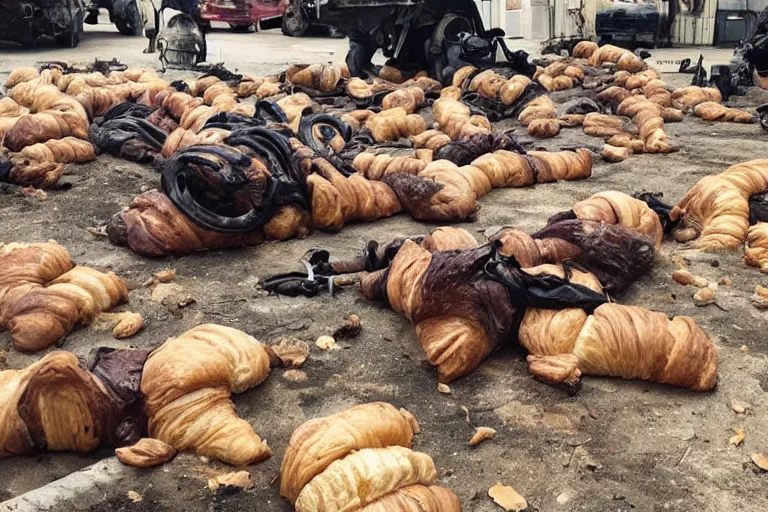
[[642, 79, 671, 106], [433, 98, 491, 139], [518, 95, 555, 126], [280, 403, 459, 512], [538, 74, 576, 92], [179, 105, 221, 133], [661, 107, 685, 122], [5, 67, 39, 89], [410, 129, 452, 150], [572, 41, 598, 59], [618, 98, 676, 153], [346, 77, 395, 101], [569, 190, 663, 248], [353, 152, 427, 180], [589, 45, 645, 72], [279, 402, 420, 503], [607, 132, 646, 153], [470, 149, 591, 188], [583, 113, 632, 138], [0, 352, 123, 458], [1, 266, 129, 352], [286, 63, 349, 93], [601, 143, 632, 162], [277, 93, 315, 132], [237, 77, 281, 99], [693, 101, 755, 123], [140, 324, 275, 465], [161, 127, 230, 157], [378, 65, 404, 84], [596, 85, 632, 106], [745, 222, 768, 272], [308, 157, 403, 231], [3, 111, 90, 152], [381, 87, 425, 114], [518, 265, 717, 391], [527, 118, 561, 138], [5, 159, 64, 188], [468, 70, 531, 104], [670, 159, 768, 250], [365, 107, 427, 142], [115, 438, 176, 468], [0, 241, 73, 294], [107, 190, 264, 257], [75, 88, 123, 119], [671, 86, 722, 111], [160, 91, 204, 120], [15, 137, 96, 164]]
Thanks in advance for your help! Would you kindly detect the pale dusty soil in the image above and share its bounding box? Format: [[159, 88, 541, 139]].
[[0, 26, 767, 512]]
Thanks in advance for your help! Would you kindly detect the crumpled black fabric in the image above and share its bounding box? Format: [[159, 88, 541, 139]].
[[89, 116, 168, 164]]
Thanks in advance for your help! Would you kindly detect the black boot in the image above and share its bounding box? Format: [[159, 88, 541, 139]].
[[143, 29, 157, 54], [84, 8, 99, 25]]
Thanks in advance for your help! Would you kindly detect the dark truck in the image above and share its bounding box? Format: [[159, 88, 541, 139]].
[[0, 0, 86, 47]]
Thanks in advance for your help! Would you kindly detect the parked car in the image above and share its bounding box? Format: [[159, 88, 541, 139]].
[[85, 0, 146, 36], [200, 0, 288, 32], [0, 0, 86, 47]]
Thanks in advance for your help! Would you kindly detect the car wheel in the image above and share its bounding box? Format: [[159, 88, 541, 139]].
[[115, 0, 143, 36], [229, 23, 253, 33], [281, 2, 308, 37], [56, 11, 84, 48]]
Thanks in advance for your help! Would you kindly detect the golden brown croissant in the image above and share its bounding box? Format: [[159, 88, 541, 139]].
[[160, 91, 204, 120], [5, 159, 64, 188], [1, 266, 129, 352], [589, 45, 645, 72], [279, 402, 420, 503], [0, 97, 27, 117], [520, 279, 717, 391], [74, 88, 122, 119], [606, 132, 646, 153], [107, 190, 264, 257], [410, 129, 452, 150], [362, 485, 462, 512], [583, 113, 632, 138], [558, 114, 585, 127], [15, 137, 96, 164], [571, 191, 663, 248], [279, 402, 459, 512], [433, 98, 491, 139], [352, 152, 428, 180], [378, 65, 404, 84], [179, 105, 221, 133], [671, 86, 722, 111], [308, 158, 403, 231], [670, 159, 768, 250], [745, 222, 768, 272], [0, 351, 118, 458], [381, 87, 425, 113], [237, 77, 281, 99], [642, 79, 671, 106], [3, 110, 90, 152], [365, 107, 427, 142], [0, 241, 73, 293], [5, 67, 39, 89], [572, 41, 598, 59], [160, 127, 230, 157], [601, 143, 632, 162], [140, 324, 276, 465], [617, 97, 677, 153], [595, 85, 631, 105], [286, 63, 349, 93], [115, 438, 176, 468], [527, 118, 561, 138], [468, 70, 531, 104], [277, 93, 315, 132], [518, 95, 555, 126], [538, 73, 576, 92], [693, 101, 755, 123], [295, 447, 438, 512]]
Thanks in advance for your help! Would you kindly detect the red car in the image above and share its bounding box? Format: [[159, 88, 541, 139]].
[[200, 0, 288, 32]]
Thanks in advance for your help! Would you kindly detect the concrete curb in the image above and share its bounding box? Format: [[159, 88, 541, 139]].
[[0, 458, 126, 512]]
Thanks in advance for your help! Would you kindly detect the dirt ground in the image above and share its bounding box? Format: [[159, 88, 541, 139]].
[[1, 23, 768, 512]]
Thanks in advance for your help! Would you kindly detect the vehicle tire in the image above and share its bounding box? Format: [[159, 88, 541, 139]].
[[56, 11, 84, 48], [229, 23, 253, 32], [115, 0, 143, 36], [281, 2, 308, 37]]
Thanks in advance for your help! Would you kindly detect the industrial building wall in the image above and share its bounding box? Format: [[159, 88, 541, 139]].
[[673, 0, 718, 45]]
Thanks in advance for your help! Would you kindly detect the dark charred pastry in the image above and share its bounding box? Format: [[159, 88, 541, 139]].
[[434, 131, 525, 165], [89, 117, 168, 164], [101, 102, 156, 122], [254, 101, 289, 124], [203, 111, 265, 131], [532, 219, 655, 294], [86, 348, 153, 447], [749, 192, 768, 224], [380, 173, 470, 222], [634, 192, 679, 233], [106, 212, 129, 247]]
